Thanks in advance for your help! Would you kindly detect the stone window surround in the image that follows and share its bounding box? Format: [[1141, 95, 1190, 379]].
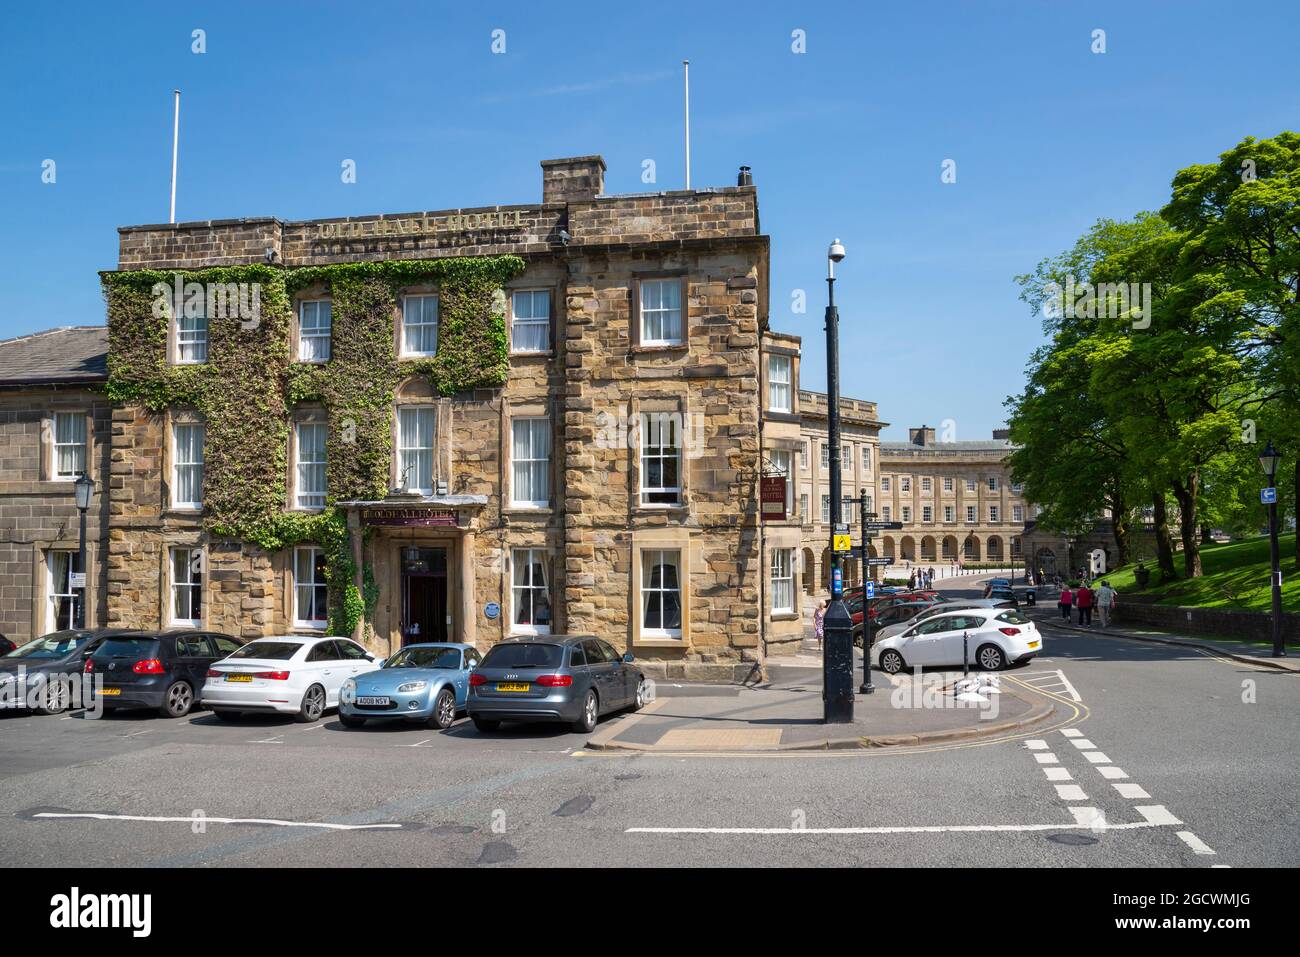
[[39, 407, 95, 484], [628, 393, 693, 517], [160, 540, 206, 629], [629, 271, 689, 352], [390, 379, 452, 495], [287, 406, 328, 512], [294, 295, 333, 364], [502, 400, 553, 514], [508, 546, 553, 636], [765, 526, 803, 622], [505, 284, 558, 356], [630, 527, 693, 649], [30, 542, 99, 636], [164, 409, 205, 514]]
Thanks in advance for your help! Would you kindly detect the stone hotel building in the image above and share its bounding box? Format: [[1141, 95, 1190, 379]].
[[0, 155, 826, 681]]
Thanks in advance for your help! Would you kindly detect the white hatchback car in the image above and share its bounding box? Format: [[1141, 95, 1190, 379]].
[[873, 597, 1018, 644], [871, 607, 1041, 674], [202, 636, 383, 722]]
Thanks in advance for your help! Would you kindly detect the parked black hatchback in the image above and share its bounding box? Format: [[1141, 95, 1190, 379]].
[[86, 630, 245, 717]]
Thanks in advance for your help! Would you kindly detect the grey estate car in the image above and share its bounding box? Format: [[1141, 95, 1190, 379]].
[[467, 635, 648, 733]]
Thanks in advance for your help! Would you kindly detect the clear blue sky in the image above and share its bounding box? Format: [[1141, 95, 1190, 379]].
[[2, 1, 1296, 439]]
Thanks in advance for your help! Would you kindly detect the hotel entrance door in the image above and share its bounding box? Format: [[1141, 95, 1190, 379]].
[[401, 547, 448, 645]]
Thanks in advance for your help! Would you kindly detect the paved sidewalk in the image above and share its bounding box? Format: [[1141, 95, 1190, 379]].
[[585, 668, 1056, 752], [1027, 608, 1300, 673]]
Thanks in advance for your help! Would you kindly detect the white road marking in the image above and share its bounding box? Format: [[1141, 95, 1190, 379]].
[[124, 730, 152, 738], [1016, 670, 1082, 703], [1135, 805, 1182, 826], [1113, 782, 1151, 800], [1034, 753, 1059, 764], [1061, 728, 1084, 738], [1069, 806, 1106, 828], [300, 724, 326, 732], [1177, 831, 1216, 855], [1043, 767, 1073, 781], [402, 739, 433, 748], [1025, 739, 1049, 750], [1055, 784, 1088, 801], [1083, 752, 1110, 764], [1097, 766, 1128, 780], [1069, 739, 1096, 749], [250, 735, 284, 744], [33, 811, 401, 831]]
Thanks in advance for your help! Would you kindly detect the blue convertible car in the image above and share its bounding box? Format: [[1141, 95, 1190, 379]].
[[338, 642, 480, 730]]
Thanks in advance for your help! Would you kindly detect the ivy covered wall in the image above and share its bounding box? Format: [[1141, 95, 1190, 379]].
[[101, 255, 525, 634]]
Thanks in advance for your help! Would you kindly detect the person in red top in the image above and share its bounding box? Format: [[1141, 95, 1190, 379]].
[[1058, 585, 1073, 621], [1075, 583, 1094, 626]]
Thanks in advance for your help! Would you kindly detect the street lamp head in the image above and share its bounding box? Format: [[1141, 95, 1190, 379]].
[[1258, 440, 1282, 479], [827, 239, 846, 263], [74, 471, 95, 511]]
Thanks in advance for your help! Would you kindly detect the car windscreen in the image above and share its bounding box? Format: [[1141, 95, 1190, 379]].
[[996, 610, 1031, 625], [385, 647, 460, 669], [480, 643, 564, 669], [226, 641, 301, 661], [97, 637, 161, 658], [4, 631, 91, 660]]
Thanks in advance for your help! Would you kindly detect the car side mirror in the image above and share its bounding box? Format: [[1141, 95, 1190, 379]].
[[365, 655, 375, 662], [622, 652, 634, 663]]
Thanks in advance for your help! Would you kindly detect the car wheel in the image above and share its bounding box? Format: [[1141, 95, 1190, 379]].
[[35, 678, 70, 715], [160, 681, 194, 718], [631, 678, 649, 712], [976, 643, 1007, 671], [212, 710, 242, 722], [572, 690, 598, 733], [338, 711, 366, 728], [296, 684, 326, 723], [879, 650, 905, 675], [429, 688, 457, 730], [471, 716, 501, 733]]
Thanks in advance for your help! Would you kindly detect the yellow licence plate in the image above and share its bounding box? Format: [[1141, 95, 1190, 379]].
[[496, 682, 531, 693], [99, 687, 121, 696], [1027, 641, 1040, 649], [224, 674, 253, 682]]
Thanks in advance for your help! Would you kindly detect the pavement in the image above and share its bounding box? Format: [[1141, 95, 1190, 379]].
[[0, 570, 1296, 868]]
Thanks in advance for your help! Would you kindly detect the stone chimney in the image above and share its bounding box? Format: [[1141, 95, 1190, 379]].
[[541, 156, 606, 204], [908, 425, 937, 446]]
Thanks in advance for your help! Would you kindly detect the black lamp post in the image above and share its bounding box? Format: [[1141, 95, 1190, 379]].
[[822, 239, 854, 723], [858, 486, 875, 695], [1259, 441, 1285, 658], [73, 471, 94, 629]]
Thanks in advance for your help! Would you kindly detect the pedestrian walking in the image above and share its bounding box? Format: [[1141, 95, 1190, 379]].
[[908, 570, 917, 590], [1059, 584, 1073, 622], [1096, 580, 1117, 627], [1076, 583, 1094, 625], [813, 601, 826, 652]]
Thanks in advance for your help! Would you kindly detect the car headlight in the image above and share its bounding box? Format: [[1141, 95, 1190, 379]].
[[397, 681, 427, 693], [340, 679, 356, 704]]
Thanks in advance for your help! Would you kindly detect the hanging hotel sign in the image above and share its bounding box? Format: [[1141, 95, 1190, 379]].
[[760, 476, 787, 521], [363, 507, 459, 527], [314, 209, 529, 241]]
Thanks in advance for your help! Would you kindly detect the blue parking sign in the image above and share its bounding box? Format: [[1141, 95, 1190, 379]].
[[864, 581, 875, 599], [1262, 487, 1278, 505]]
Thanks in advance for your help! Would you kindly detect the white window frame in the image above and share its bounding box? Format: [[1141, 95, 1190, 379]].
[[397, 406, 436, 495], [172, 422, 205, 510], [881, 476, 891, 492], [922, 506, 932, 523], [768, 355, 792, 413], [298, 299, 332, 362], [921, 477, 931, 493], [800, 441, 808, 469], [990, 505, 1000, 522], [861, 445, 871, 471], [293, 546, 329, 629], [944, 505, 955, 522], [820, 444, 829, 470], [902, 506, 912, 523], [52, 412, 87, 480], [511, 548, 552, 635], [966, 479, 977, 492], [800, 493, 809, 524], [769, 448, 793, 515], [966, 505, 977, 523], [640, 413, 682, 506], [944, 477, 954, 492], [45, 550, 83, 633], [1013, 505, 1024, 523], [170, 547, 203, 627], [882, 506, 891, 521], [401, 294, 439, 357], [175, 309, 208, 364], [900, 477, 911, 492], [640, 548, 683, 639], [295, 422, 327, 510], [511, 416, 551, 508], [988, 477, 999, 491], [821, 495, 831, 524], [511, 289, 551, 353], [770, 548, 794, 614], [639, 278, 683, 346]]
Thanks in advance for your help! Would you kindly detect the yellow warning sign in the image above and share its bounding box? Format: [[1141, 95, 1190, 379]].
[[833, 534, 853, 553]]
